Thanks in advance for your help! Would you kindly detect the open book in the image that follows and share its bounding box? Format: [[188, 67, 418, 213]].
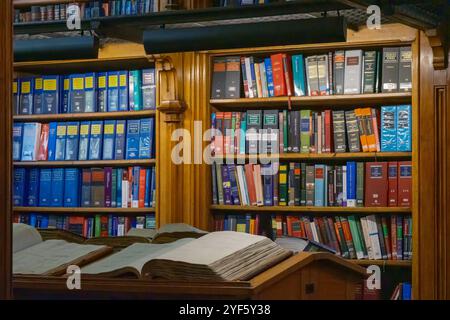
[[13, 223, 112, 276], [82, 231, 292, 281], [126, 223, 208, 243]]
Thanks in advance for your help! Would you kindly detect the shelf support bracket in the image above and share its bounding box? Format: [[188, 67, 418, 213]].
[[425, 26, 448, 70]]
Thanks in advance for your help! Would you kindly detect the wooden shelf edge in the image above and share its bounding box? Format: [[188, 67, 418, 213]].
[[210, 205, 411, 213], [13, 159, 156, 167], [350, 259, 412, 267], [214, 152, 412, 160], [13, 55, 154, 68], [13, 207, 156, 213], [13, 110, 156, 122]]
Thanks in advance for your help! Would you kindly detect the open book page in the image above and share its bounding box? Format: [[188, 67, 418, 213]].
[[13, 223, 43, 253], [13, 239, 109, 275], [126, 228, 157, 239], [81, 238, 194, 277], [156, 223, 208, 235]]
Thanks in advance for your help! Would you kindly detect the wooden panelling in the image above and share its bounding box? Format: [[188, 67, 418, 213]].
[[0, 0, 12, 300]]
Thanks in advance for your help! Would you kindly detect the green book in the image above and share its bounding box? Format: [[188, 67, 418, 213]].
[[129, 70, 142, 111], [348, 215, 364, 259], [94, 214, 101, 238], [355, 217, 368, 258], [356, 162, 364, 207], [300, 110, 311, 153], [278, 164, 288, 206], [111, 169, 117, 208]]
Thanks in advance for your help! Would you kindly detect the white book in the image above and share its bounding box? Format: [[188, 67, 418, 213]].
[[343, 49, 363, 94], [259, 63, 269, 97], [244, 57, 255, 98], [236, 166, 248, 206], [360, 217, 373, 259], [342, 165, 347, 206], [310, 221, 320, 242], [121, 180, 129, 208], [366, 215, 383, 259]]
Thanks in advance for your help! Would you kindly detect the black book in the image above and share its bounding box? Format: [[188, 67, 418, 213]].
[[225, 56, 241, 99], [344, 110, 360, 152], [381, 47, 400, 93], [399, 46, 412, 92], [362, 50, 377, 93], [300, 162, 307, 206], [332, 110, 347, 153], [211, 57, 226, 99], [333, 50, 345, 95]]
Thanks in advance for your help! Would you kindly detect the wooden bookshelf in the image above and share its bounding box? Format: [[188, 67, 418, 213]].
[[351, 259, 412, 267], [13, 110, 156, 122], [13, 207, 155, 214], [14, 0, 90, 8], [210, 205, 411, 214], [214, 152, 412, 161], [210, 92, 412, 109], [13, 159, 156, 167]]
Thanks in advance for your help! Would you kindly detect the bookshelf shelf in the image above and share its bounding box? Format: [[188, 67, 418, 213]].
[[13, 110, 156, 122], [13, 159, 156, 167], [214, 152, 412, 161], [13, 206, 155, 214], [210, 205, 411, 214], [210, 92, 412, 109], [351, 259, 412, 267], [14, 0, 90, 8]]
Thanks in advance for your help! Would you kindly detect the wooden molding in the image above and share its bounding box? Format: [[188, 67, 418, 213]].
[[425, 28, 448, 70]]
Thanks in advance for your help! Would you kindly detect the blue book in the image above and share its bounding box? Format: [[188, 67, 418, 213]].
[[84, 72, 97, 112], [346, 161, 357, 207], [88, 121, 103, 160], [55, 122, 67, 161], [40, 215, 49, 229], [65, 122, 80, 160], [314, 165, 325, 206], [126, 119, 140, 159], [21, 123, 41, 161], [116, 168, 123, 208], [402, 283, 411, 300], [263, 58, 274, 97], [102, 120, 116, 160], [78, 121, 90, 161], [291, 54, 306, 96], [61, 76, 70, 114], [144, 168, 151, 207], [139, 118, 154, 159], [132, 166, 140, 207], [42, 75, 59, 114], [64, 168, 80, 207], [114, 120, 127, 160], [47, 122, 58, 161], [69, 74, 85, 113], [118, 70, 129, 111], [96, 72, 108, 112], [33, 77, 44, 114], [13, 168, 26, 206], [26, 168, 40, 207], [107, 71, 120, 112], [249, 57, 257, 97], [19, 77, 34, 115], [12, 123, 23, 161], [39, 168, 52, 206], [397, 105, 412, 152], [380, 106, 397, 152], [50, 168, 64, 207], [29, 214, 37, 227]]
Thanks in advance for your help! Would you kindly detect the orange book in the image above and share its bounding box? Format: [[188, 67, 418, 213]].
[[138, 168, 146, 208], [355, 108, 369, 152], [363, 108, 377, 151], [244, 164, 257, 205], [371, 108, 381, 152], [253, 164, 264, 206], [254, 62, 263, 98], [340, 218, 356, 258]]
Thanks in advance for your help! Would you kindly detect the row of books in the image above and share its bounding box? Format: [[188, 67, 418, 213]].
[[211, 47, 412, 99], [13, 69, 156, 115], [14, 214, 156, 238], [13, 167, 156, 208], [13, 119, 155, 162], [211, 106, 412, 155], [14, 1, 161, 23], [211, 161, 412, 207], [215, 0, 273, 6], [214, 214, 413, 261]]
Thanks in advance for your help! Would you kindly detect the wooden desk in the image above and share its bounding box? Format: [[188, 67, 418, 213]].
[[13, 252, 367, 300]]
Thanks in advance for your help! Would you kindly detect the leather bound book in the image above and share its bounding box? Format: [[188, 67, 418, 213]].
[[364, 162, 388, 207], [397, 161, 412, 207]]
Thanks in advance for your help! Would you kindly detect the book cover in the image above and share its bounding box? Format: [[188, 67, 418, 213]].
[[396, 105, 412, 152], [38, 168, 52, 206], [225, 56, 241, 99], [316, 54, 329, 95], [33, 77, 43, 114], [211, 57, 226, 99], [96, 72, 108, 112], [381, 47, 400, 92], [261, 164, 273, 206], [13, 168, 26, 206], [291, 54, 306, 96], [50, 168, 64, 207], [19, 77, 33, 115], [139, 118, 154, 159], [305, 55, 319, 96], [107, 71, 120, 112], [364, 162, 388, 207], [37, 123, 50, 161], [222, 165, 232, 205], [138, 168, 146, 208], [261, 110, 278, 155], [91, 168, 105, 207], [300, 110, 310, 153], [314, 165, 325, 206], [380, 106, 397, 152], [81, 168, 91, 207], [271, 53, 286, 96], [104, 167, 113, 208], [343, 49, 362, 94], [118, 70, 129, 111], [84, 72, 96, 113], [398, 161, 412, 207], [69, 74, 85, 113], [399, 46, 412, 92], [61, 76, 70, 113], [346, 161, 357, 207], [64, 168, 79, 207], [264, 58, 275, 97], [47, 122, 58, 161], [114, 119, 127, 160], [362, 50, 377, 93], [78, 121, 90, 161], [21, 122, 41, 161], [126, 119, 140, 159], [333, 50, 345, 95], [88, 121, 103, 160], [12, 123, 23, 161], [278, 164, 288, 206], [102, 120, 116, 160], [345, 110, 360, 152], [332, 110, 347, 153], [65, 122, 80, 161], [54, 122, 67, 161], [356, 162, 364, 207], [142, 68, 156, 110], [246, 110, 262, 154], [26, 168, 40, 207]]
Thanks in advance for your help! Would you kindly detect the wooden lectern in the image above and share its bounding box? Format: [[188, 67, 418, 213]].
[[13, 252, 367, 300]]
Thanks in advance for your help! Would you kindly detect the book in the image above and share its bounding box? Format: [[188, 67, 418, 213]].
[[38, 168, 52, 206], [246, 110, 262, 154], [64, 168, 79, 207], [264, 58, 275, 97], [343, 49, 362, 94], [332, 110, 347, 152], [211, 57, 226, 99], [333, 50, 345, 95], [396, 105, 412, 152], [129, 70, 143, 111], [13, 168, 26, 206], [78, 121, 91, 161], [107, 71, 120, 112], [37, 123, 50, 161], [25, 168, 40, 206], [381, 47, 400, 92], [398, 161, 412, 207], [305, 56, 319, 96], [291, 54, 306, 96], [118, 70, 129, 111], [91, 168, 105, 207], [114, 120, 127, 160], [84, 73, 96, 113], [50, 168, 64, 207], [142, 69, 156, 110], [225, 56, 241, 98], [96, 72, 108, 112], [19, 78, 33, 115], [388, 161, 398, 206], [364, 162, 388, 207], [362, 51, 377, 93], [398, 47, 412, 92], [271, 53, 286, 96], [126, 119, 141, 159], [47, 122, 58, 161], [380, 106, 397, 152], [81, 169, 91, 207], [139, 118, 154, 159], [13, 123, 24, 161], [33, 77, 43, 114], [13, 79, 19, 115], [88, 121, 103, 161], [345, 110, 360, 152], [21, 123, 41, 161], [69, 74, 85, 113], [316, 54, 329, 95], [102, 120, 116, 160], [61, 76, 70, 113], [65, 122, 80, 161]]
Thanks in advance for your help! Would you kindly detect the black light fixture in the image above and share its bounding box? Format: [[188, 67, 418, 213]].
[[143, 16, 347, 54], [14, 36, 99, 62]]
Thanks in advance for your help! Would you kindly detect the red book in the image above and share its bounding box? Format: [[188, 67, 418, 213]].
[[244, 164, 257, 205], [270, 53, 286, 96], [282, 53, 293, 96], [324, 110, 332, 153], [100, 215, 108, 237], [138, 168, 146, 208], [388, 161, 398, 206], [364, 162, 388, 207], [398, 161, 412, 207], [276, 215, 283, 237], [37, 123, 49, 160], [128, 167, 133, 208]]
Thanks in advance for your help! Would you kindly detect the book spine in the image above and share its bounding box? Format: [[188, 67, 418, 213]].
[[84, 73, 97, 112], [396, 105, 412, 152], [118, 70, 129, 111], [381, 106, 397, 152], [107, 71, 120, 111], [142, 68, 156, 110]]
